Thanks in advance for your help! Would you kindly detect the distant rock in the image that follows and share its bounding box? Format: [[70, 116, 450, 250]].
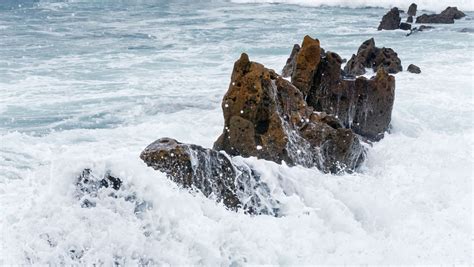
[[460, 28, 474, 33], [214, 52, 365, 173], [399, 22, 412, 30], [140, 137, 278, 215], [281, 44, 300, 78], [407, 64, 421, 74], [344, 38, 402, 75], [416, 6, 466, 24], [407, 16, 413, 23], [407, 3, 417, 17], [378, 7, 402, 30]]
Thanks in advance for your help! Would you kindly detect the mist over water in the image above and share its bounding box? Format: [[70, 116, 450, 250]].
[[0, 0, 472, 264]]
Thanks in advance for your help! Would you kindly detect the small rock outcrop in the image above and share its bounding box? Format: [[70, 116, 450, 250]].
[[407, 3, 417, 17], [213, 52, 365, 173], [378, 7, 402, 30], [140, 137, 278, 215], [406, 25, 435, 36], [416, 7, 466, 24], [344, 38, 402, 76], [399, 22, 412, 30], [407, 64, 421, 73], [282, 44, 300, 78], [407, 16, 413, 23]]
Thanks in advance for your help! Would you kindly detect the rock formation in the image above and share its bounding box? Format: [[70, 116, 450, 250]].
[[344, 38, 402, 76], [140, 137, 279, 215], [407, 16, 413, 23], [406, 25, 434, 36], [213, 52, 365, 173], [407, 64, 421, 74], [416, 7, 466, 24], [407, 3, 417, 17], [282, 44, 300, 78], [378, 7, 402, 30]]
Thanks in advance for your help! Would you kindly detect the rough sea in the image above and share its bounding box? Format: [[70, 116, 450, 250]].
[[1, 0, 473, 264]]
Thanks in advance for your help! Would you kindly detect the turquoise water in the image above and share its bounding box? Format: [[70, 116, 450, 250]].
[[0, 0, 473, 264]]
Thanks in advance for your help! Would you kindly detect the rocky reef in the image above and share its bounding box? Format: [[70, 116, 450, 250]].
[[138, 35, 401, 213], [378, 7, 401, 30]]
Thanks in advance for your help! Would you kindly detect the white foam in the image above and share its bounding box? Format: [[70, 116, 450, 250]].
[[231, 0, 474, 12]]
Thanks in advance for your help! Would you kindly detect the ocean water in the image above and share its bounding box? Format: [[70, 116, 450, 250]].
[[0, 0, 473, 264]]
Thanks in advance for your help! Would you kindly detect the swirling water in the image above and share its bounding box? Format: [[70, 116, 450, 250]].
[[0, 0, 473, 264]]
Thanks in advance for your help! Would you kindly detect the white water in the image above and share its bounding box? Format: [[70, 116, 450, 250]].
[[0, 0, 473, 264]]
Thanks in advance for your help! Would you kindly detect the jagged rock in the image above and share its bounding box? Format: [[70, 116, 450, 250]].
[[399, 22, 412, 30], [291, 36, 321, 96], [378, 7, 402, 30], [407, 64, 421, 73], [407, 3, 417, 17], [344, 38, 402, 76], [213, 52, 365, 173], [416, 7, 466, 24], [282, 44, 300, 78], [140, 137, 278, 215], [76, 169, 122, 208], [305, 49, 396, 141], [407, 16, 413, 23]]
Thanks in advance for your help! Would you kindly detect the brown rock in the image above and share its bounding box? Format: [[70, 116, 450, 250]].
[[291, 35, 321, 97], [344, 38, 402, 76], [378, 7, 402, 30], [140, 137, 278, 214], [407, 64, 421, 73], [214, 53, 365, 173], [282, 44, 300, 78], [307, 49, 396, 141]]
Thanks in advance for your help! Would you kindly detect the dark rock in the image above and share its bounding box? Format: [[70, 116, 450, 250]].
[[344, 38, 402, 75], [408, 3, 417, 17], [406, 25, 435, 36], [416, 6, 466, 24], [378, 7, 402, 30], [76, 169, 123, 208], [307, 50, 396, 141], [407, 16, 413, 23], [281, 44, 300, 78], [214, 51, 365, 173], [399, 22, 412, 30], [140, 137, 279, 215], [407, 64, 421, 73]]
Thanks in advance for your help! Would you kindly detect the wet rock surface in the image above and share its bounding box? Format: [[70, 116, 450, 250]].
[[344, 38, 402, 75], [406, 25, 435, 36], [213, 52, 365, 173], [407, 16, 413, 23], [378, 7, 401, 30], [304, 47, 396, 141], [282, 44, 300, 78], [140, 137, 279, 215], [407, 64, 421, 74], [416, 7, 466, 24]]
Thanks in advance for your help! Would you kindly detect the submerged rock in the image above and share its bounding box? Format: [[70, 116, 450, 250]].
[[214, 52, 365, 173], [344, 38, 402, 75], [460, 28, 474, 33], [407, 3, 417, 17], [378, 7, 402, 30], [407, 64, 421, 73], [406, 25, 435, 36], [416, 7, 466, 24], [282, 44, 300, 78], [140, 137, 278, 215]]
